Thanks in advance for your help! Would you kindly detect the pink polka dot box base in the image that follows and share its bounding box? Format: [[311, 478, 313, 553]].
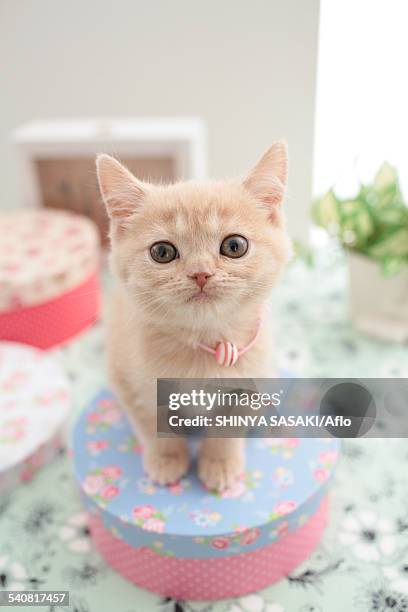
[[72, 391, 340, 600], [0, 210, 101, 349]]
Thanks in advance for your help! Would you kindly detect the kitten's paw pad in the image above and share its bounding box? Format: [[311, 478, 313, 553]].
[[198, 454, 244, 492], [144, 447, 189, 486]]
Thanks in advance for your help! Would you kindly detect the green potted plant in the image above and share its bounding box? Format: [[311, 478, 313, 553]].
[[313, 163, 408, 342]]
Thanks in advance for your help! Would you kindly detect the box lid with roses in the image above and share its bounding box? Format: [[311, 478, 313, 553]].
[[72, 390, 340, 559]]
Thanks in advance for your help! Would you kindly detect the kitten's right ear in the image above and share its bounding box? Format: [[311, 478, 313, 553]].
[[243, 141, 288, 210], [96, 155, 147, 221]]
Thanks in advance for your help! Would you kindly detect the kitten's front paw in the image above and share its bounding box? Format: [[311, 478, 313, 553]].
[[198, 452, 244, 492], [144, 439, 190, 485]]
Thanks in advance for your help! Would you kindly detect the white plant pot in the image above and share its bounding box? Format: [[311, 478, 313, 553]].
[[347, 250, 408, 342]]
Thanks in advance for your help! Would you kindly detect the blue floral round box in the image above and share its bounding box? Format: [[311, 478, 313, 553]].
[[72, 390, 340, 600]]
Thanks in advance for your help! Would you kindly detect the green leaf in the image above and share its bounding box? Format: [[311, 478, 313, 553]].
[[373, 204, 408, 227], [339, 217, 359, 247], [337, 200, 374, 247], [380, 256, 407, 277], [374, 162, 397, 194], [340, 199, 361, 216], [366, 227, 408, 259], [378, 184, 400, 209], [361, 185, 379, 206], [313, 190, 339, 232], [354, 209, 375, 242]]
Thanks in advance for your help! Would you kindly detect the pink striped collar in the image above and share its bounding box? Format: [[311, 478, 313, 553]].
[[195, 317, 263, 368]]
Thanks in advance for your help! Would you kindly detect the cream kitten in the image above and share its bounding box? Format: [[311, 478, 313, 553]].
[[96, 142, 292, 492]]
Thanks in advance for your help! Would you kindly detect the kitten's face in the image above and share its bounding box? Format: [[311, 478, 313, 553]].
[[97, 143, 292, 328]]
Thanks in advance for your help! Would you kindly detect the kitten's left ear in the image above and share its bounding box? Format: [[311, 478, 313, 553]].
[[243, 141, 288, 212]]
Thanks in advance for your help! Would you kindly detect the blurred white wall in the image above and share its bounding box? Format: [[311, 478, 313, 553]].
[[314, 0, 408, 199], [0, 0, 319, 239]]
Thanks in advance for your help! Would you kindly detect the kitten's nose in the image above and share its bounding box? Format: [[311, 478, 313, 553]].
[[189, 272, 213, 290]]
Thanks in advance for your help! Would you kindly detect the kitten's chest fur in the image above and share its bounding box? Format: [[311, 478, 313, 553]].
[[107, 285, 275, 385]]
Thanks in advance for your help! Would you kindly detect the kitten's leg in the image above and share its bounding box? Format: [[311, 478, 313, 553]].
[[111, 375, 190, 485], [198, 437, 245, 492], [141, 430, 190, 486]]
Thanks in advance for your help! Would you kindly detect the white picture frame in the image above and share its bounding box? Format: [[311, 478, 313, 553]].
[[11, 117, 208, 209]]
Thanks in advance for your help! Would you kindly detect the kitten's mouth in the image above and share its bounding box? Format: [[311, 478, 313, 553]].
[[187, 291, 215, 303]]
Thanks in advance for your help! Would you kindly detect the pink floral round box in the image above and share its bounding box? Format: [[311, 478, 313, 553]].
[[72, 391, 340, 600], [0, 209, 101, 349]]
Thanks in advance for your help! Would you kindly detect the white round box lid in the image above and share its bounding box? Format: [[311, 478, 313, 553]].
[[0, 342, 70, 488]]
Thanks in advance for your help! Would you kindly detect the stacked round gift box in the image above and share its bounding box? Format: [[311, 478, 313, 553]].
[[0, 208, 101, 492], [73, 390, 340, 600]]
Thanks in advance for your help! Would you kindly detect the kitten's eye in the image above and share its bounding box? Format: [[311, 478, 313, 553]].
[[220, 235, 248, 258], [150, 242, 178, 263]]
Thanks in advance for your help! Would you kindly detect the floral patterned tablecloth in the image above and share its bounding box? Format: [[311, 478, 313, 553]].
[[1, 253, 408, 612]]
